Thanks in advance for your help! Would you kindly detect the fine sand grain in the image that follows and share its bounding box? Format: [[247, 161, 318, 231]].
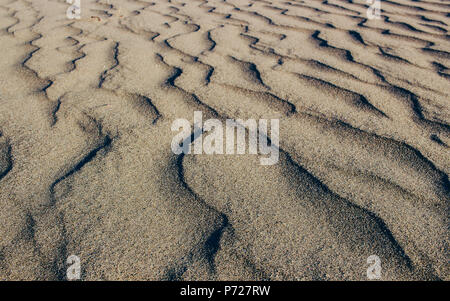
[[0, 0, 448, 280]]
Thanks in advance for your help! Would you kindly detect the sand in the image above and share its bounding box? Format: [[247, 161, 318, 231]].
[[0, 0, 448, 280]]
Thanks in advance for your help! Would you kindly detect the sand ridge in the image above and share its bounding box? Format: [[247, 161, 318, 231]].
[[0, 0, 448, 280]]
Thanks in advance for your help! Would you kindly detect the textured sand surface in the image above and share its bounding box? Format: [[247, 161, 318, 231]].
[[0, 0, 448, 280]]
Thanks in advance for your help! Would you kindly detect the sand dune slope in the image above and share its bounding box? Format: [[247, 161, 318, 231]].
[[0, 0, 448, 280]]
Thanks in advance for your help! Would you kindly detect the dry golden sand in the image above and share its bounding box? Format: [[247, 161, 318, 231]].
[[0, 0, 449, 280]]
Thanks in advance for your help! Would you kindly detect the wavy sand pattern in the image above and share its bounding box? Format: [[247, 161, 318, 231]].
[[0, 0, 448, 280]]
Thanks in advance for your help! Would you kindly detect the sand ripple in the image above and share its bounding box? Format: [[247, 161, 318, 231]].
[[0, 0, 448, 280]]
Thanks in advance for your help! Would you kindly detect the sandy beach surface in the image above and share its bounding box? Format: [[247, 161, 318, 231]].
[[0, 0, 448, 280]]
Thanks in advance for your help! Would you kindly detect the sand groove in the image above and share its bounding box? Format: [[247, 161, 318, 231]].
[[0, 0, 448, 280]]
